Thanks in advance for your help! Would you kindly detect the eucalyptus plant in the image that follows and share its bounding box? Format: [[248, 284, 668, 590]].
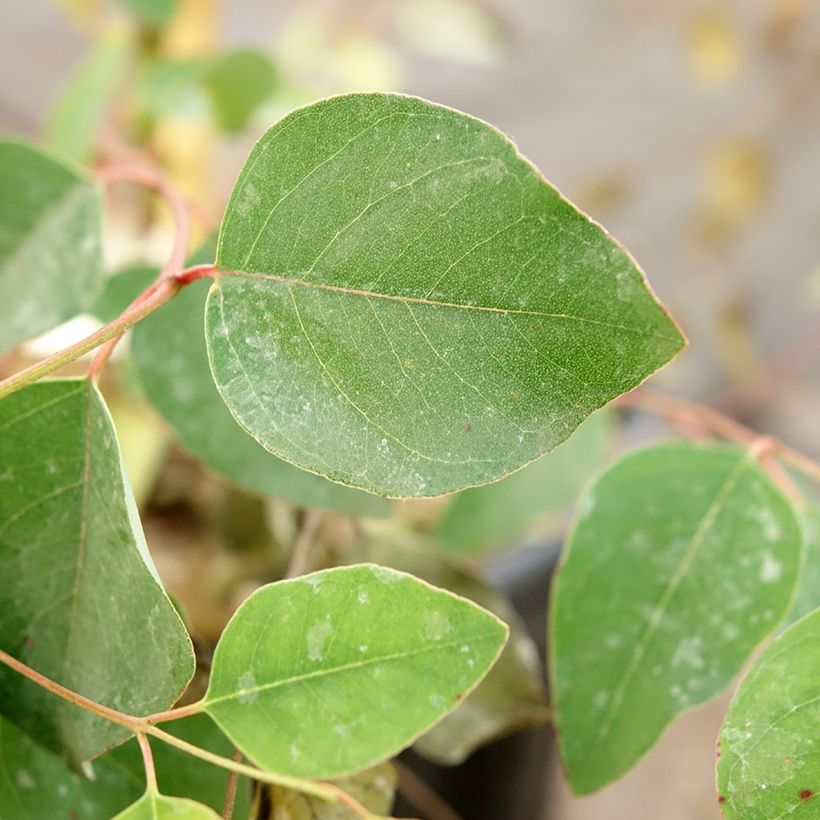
[[1, 89, 818, 820]]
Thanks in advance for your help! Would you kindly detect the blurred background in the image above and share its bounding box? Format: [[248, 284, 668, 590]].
[[2, 1, 819, 818]]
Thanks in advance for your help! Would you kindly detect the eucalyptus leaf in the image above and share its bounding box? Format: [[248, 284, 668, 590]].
[[0, 139, 104, 351], [257, 761, 396, 819], [113, 792, 219, 819], [0, 379, 194, 765], [202, 564, 508, 778], [436, 409, 612, 554], [550, 443, 803, 794], [206, 92, 684, 498], [45, 26, 128, 163], [132, 276, 391, 516], [346, 535, 549, 764], [717, 607, 820, 818]]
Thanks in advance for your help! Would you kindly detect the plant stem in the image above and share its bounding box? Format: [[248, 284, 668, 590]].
[[0, 278, 179, 399], [137, 733, 158, 793], [221, 748, 242, 819], [395, 761, 460, 820], [286, 509, 323, 579], [618, 387, 820, 487], [0, 648, 380, 819], [144, 699, 205, 724], [88, 163, 193, 379], [0, 649, 140, 730], [144, 725, 378, 818]]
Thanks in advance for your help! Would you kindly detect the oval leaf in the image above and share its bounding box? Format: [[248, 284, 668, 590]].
[[203, 564, 508, 778], [206, 92, 684, 497], [132, 276, 391, 516], [717, 607, 820, 818], [0, 379, 194, 764], [113, 793, 219, 819], [0, 139, 104, 351], [550, 442, 802, 794]]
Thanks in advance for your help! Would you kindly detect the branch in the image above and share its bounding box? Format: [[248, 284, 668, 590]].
[[88, 163, 193, 378], [137, 733, 158, 793], [618, 388, 820, 490], [221, 748, 243, 819], [286, 509, 323, 579]]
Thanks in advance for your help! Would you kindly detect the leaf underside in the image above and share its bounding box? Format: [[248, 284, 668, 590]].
[[0, 380, 194, 766], [207, 92, 684, 497], [550, 443, 803, 794]]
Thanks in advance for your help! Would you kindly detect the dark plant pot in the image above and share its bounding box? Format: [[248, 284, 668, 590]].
[[395, 542, 562, 820]]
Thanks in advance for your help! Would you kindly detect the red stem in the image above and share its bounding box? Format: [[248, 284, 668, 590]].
[[88, 163, 193, 379]]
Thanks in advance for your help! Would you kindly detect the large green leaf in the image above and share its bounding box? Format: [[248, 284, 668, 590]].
[[346, 534, 549, 764], [202, 564, 508, 778], [206, 93, 684, 498], [0, 716, 141, 819], [0, 139, 104, 351], [131, 276, 391, 516], [0, 379, 194, 765], [550, 442, 803, 794], [114, 793, 219, 819], [436, 409, 612, 554], [717, 607, 820, 818]]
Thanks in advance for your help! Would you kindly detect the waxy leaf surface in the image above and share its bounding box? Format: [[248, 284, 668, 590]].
[[0, 139, 104, 350], [132, 277, 390, 516], [550, 443, 802, 794], [203, 564, 508, 778], [0, 380, 194, 765], [207, 93, 683, 497], [114, 793, 219, 819], [717, 608, 820, 819]]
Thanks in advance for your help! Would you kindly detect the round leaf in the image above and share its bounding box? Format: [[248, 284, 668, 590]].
[[206, 93, 684, 497], [203, 564, 508, 778]]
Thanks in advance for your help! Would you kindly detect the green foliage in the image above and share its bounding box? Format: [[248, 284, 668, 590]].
[[45, 26, 129, 163], [207, 93, 683, 497], [786, 504, 820, 624], [0, 380, 194, 765], [131, 276, 391, 515], [717, 608, 820, 818], [436, 409, 612, 553], [0, 716, 141, 819], [202, 564, 508, 778], [113, 793, 219, 819], [0, 139, 104, 351], [201, 49, 278, 133], [119, 0, 178, 27], [346, 535, 549, 764], [550, 443, 803, 793]]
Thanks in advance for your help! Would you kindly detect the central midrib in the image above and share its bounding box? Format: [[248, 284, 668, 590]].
[[214, 268, 680, 341], [204, 629, 502, 709]]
